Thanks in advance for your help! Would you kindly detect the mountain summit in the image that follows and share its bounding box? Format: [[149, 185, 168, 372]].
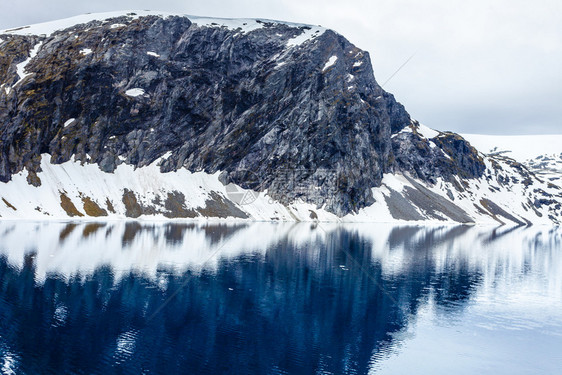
[[0, 11, 560, 223]]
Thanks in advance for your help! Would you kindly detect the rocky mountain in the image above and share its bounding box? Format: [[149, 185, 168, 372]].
[[526, 154, 562, 183], [462, 133, 562, 183], [0, 11, 560, 224]]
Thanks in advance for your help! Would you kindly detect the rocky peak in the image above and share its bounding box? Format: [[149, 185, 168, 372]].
[[0, 11, 485, 216]]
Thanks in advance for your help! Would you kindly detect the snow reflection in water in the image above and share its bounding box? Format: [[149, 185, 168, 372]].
[[0, 222, 560, 374]]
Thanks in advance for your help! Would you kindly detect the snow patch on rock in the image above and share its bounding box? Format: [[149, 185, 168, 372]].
[[13, 41, 43, 87], [417, 124, 440, 139], [322, 56, 337, 72], [286, 26, 325, 47], [125, 88, 145, 97], [63, 118, 75, 128]]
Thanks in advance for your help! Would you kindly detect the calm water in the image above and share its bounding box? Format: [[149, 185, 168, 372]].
[[0, 222, 561, 374]]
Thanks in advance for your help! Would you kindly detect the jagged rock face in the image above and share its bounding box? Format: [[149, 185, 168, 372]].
[[392, 130, 485, 183], [0, 13, 484, 216]]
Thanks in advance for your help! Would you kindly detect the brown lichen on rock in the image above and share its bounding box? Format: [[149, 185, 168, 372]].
[[0, 36, 35, 82], [122, 189, 142, 218], [105, 198, 116, 213], [26, 170, 42, 187], [198, 192, 248, 219], [60, 193, 84, 217], [82, 197, 108, 217], [2, 198, 17, 211], [164, 191, 197, 218]]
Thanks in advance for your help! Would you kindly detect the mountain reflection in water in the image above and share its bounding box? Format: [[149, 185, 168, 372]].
[[0, 222, 561, 374]]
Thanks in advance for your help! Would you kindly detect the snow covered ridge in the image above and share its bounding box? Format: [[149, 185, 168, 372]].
[[462, 134, 562, 183], [0, 153, 560, 224], [0, 10, 326, 40], [0, 154, 338, 222]]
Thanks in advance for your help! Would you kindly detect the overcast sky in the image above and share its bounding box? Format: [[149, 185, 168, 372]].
[[1, 0, 561, 134]]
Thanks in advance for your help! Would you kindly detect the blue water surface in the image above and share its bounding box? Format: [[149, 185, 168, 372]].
[[0, 222, 560, 374]]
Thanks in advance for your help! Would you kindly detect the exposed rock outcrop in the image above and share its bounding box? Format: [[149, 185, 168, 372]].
[[0, 12, 485, 217]]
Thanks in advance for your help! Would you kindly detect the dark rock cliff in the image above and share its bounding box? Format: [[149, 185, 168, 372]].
[[0, 13, 484, 216], [392, 130, 485, 184]]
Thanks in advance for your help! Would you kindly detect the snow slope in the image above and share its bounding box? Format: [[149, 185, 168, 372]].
[[0, 152, 559, 225], [462, 133, 562, 182]]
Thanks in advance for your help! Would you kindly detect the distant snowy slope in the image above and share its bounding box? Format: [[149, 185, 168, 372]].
[[462, 134, 562, 161], [462, 133, 562, 182]]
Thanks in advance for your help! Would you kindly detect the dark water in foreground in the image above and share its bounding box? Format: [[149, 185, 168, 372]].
[[0, 222, 561, 374]]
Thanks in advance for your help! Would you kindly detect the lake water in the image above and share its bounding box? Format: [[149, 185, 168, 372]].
[[0, 222, 561, 374]]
